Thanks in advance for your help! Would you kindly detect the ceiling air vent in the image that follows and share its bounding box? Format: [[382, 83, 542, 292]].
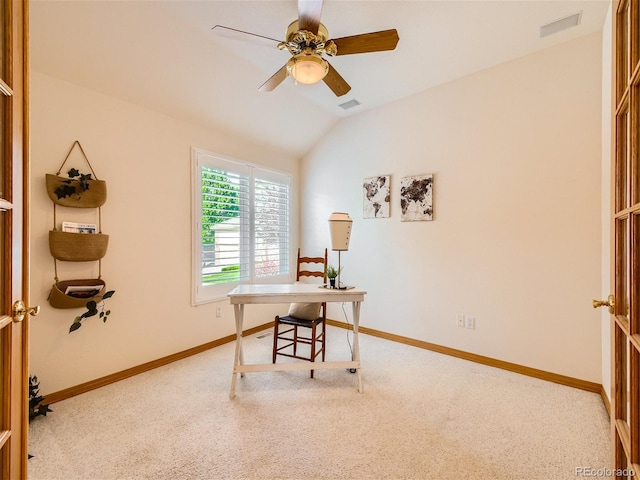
[[540, 11, 582, 38], [338, 99, 361, 110]]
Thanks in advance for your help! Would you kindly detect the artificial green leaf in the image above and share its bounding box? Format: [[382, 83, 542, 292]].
[[81, 309, 98, 319], [69, 322, 82, 333], [106, 310, 111, 315], [102, 290, 115, 300], [37, 404, 53, 416], [86, 300, 97, 310], [67, 168, 80, 178], [54, 184, 77, 199], [78, 174, 92, 192], [99, 311, 104, 318]]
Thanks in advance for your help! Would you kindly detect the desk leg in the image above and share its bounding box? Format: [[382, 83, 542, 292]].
[[230, 303, 245, 399], [352, 301, 363, 393]]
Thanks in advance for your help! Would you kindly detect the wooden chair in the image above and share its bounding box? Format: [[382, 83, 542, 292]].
[[272, 248, 328, 378]]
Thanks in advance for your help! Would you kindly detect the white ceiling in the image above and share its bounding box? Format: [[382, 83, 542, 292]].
[[30, 0, 610, 158]]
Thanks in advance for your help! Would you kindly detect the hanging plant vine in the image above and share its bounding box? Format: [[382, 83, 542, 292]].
[[69, 290, 115, 333]]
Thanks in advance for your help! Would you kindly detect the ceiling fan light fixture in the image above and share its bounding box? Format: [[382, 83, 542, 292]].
[[287, 53, 328, 85]]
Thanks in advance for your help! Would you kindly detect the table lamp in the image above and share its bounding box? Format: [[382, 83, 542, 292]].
[[328, 212, 352, 289]]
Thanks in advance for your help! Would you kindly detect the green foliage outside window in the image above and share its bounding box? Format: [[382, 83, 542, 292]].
[[201, 167, 240, 245]]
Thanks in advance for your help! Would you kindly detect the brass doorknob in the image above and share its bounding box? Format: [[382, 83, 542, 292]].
[[12, 300, 40, 323], [593, 294, 615, 315]]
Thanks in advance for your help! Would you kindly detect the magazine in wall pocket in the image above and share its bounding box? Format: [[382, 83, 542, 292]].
[[48, 278, 106, 309]]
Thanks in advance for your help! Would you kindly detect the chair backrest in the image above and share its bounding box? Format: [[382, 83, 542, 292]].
[[296, 247, 328, 283]]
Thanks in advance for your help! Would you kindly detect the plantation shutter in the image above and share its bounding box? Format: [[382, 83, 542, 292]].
[[193, 148, 291, 304], [201, 163, 250, 285], [253, 169, 290, 278]]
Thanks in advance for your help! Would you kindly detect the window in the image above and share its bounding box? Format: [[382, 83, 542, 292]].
[[192, 148, 291, 304]]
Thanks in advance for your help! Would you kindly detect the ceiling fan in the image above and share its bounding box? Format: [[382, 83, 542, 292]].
[[212, 0, 399, 97]]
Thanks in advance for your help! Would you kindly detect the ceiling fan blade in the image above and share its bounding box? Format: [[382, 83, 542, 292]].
[[323, 63, 351, 97], [258, 65, 289, 92], [332, 29, 400, 56], [298, 0, 323, 35], [212, 25, 281, 47]]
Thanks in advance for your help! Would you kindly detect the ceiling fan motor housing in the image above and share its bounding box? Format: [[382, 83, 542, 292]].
[[278, 20, 337, 57], [286, 20, 328, 43], [280, 19, 334, 84]]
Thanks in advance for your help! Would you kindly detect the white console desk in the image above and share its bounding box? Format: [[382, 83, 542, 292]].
[[227, 283, 367, 399]]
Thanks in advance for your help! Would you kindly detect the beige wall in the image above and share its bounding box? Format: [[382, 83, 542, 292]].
[[30, 72, 299, 394], [30, 30, 605, 394], [301, 33, 603, 382]]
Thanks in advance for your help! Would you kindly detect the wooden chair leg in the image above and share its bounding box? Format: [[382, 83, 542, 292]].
[[321, 320, 326, 362], [310, 322, 317, 378]]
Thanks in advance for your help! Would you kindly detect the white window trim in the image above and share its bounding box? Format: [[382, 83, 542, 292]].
[[191, 147, 292, 305]]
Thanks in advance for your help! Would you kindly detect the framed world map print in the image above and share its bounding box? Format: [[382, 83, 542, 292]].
[[400, 174, 433, 221], [363, 175, 390, 218]]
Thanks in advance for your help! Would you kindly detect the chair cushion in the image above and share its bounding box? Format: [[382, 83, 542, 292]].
[[287, 302, 321, 320], [277, 315, 319, 328]]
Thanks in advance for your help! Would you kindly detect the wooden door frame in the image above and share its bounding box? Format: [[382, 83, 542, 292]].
[[610, 0, 619, 424], [9, 0, 28, 476], [610, 0, 625, 470], [610, 0, 640, 474], [16, 0, 28, 475]]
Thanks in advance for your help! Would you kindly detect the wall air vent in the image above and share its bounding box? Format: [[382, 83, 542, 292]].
[[338, 99, 361, 110], [540, 11, 582, 38]]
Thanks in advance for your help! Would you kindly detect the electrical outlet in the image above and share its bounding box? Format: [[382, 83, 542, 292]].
[[216, 307, 222, 318], [456, 314, 465, 327], [465, 316, 475, 329]]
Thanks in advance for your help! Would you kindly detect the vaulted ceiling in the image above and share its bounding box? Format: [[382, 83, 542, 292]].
[[30, 0, 610, 158]]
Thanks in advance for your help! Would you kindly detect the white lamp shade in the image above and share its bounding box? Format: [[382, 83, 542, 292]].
[[328, 212, 352, 251], [287, 54, 329, 85]]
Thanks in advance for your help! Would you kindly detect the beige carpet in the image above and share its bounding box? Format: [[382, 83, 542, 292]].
[[28, 326, 610, 480]]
